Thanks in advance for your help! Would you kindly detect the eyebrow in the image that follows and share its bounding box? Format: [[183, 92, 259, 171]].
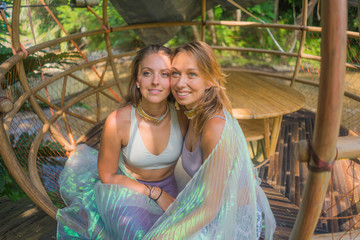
[[171, 67, 199, 71], [141, 67, 170, 71]]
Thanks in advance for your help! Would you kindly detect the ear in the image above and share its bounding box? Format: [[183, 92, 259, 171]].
[[206, 80, 214, 90], [136, 81, 140, 88]]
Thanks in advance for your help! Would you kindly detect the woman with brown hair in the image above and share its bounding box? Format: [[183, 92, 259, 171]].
[[57, 45, 187, 239], [144, 41, 276, 239]]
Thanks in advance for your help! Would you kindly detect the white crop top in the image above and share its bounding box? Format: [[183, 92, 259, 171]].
[[119, 103, 183, 170]]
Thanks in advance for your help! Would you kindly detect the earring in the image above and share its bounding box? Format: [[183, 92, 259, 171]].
[[174, 101, 180, 110], [136, 84, 140, 89]]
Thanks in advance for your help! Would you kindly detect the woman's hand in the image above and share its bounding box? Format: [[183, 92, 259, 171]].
[[150, 187, 175, 211]]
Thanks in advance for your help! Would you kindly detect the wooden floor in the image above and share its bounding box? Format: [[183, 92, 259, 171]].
[[0, 196, 57, 240]]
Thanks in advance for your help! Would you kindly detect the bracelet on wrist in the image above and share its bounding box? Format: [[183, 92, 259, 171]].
[[144, 184, 153, 202], [153, 187, 163, 202]]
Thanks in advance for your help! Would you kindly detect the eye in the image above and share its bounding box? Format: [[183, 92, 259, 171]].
[[189, 72, 197, 77], [161, 72, 170, 78], [142, 71, 151, 77], [171, 71, 180, 78]]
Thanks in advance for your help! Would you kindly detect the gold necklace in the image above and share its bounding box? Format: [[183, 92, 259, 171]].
[[184, 106, 197, 119], [136, 103, 169, 124]]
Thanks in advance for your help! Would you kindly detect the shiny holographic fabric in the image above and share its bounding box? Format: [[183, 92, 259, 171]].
[[56, 144, 165, 239], [57, 110, 276, 239], [143, 110, 276, 239]]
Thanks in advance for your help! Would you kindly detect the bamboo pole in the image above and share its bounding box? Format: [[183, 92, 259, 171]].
[[290, 0, 347, 238], [290, 0, 308, 87], [201, 0, 206, 41], [103, 0, 124, 100], [297, 136, 360, 162]]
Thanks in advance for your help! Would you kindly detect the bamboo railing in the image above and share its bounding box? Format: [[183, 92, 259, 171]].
[[0, 0, 359, 238]]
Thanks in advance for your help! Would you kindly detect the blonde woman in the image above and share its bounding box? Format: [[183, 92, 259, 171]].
[[144, 41, 276, 239]]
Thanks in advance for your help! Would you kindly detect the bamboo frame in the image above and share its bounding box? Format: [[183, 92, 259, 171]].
[[68, 73, 119, 103], [3, 92, 31, 137], [0, 88, 13, 113], [290, 0, 308, 87], [290, 0, 347, 238], [34, 93, 97, 124], [103, 0, 124, 100], [297, 136, 360, 162], [201, 0, 206, 41]]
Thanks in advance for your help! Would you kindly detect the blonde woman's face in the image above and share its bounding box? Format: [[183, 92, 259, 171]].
[[171, 52, 212, 109], [136, 53, 171, 105]]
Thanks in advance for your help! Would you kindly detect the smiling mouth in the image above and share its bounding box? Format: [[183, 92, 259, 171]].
[[149, 89, 162, 94], [176, 92, 191, 98]]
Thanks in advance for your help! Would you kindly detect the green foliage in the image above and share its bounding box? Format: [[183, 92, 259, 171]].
[[247, 1, 275, 23], [0, 158, 27, 201], [0, 132, 66, 201], [0, 50, 81, 89], [55, 0, 143, 51]]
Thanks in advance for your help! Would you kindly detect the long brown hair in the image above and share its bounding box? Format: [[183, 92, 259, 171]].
[[173, 41, 232, 136], [125, 45, 173, 106]]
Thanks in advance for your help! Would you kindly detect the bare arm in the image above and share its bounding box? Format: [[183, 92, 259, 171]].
[[98, 109, 149, 195], [97, 107, 175, 211]]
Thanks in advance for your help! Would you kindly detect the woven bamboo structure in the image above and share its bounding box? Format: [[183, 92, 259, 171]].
[[1, 0, 360, 238]]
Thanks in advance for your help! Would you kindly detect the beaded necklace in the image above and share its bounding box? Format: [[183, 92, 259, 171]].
[[184, 106, 197, 119], [136, 103, 169, 124]]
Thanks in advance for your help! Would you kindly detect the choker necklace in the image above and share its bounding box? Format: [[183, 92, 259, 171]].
[[184, 106, 197, 119], [137, 103, 169, 124]]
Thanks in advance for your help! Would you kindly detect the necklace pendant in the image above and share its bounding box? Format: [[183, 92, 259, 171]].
[[136, 103, 169, 124]]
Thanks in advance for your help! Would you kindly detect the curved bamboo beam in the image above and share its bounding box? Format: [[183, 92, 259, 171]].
[[26, 81, 119, 216], [11, 0, 55, 203], [0, 118, 57, 219], [32, 57, 110, 93], [3, 0, 57, 218], [3, 92, 31, 137], [290, 0, 347, 238]]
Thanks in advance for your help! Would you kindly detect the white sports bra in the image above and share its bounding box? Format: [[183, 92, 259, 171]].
[[119, 103, 183, 170]]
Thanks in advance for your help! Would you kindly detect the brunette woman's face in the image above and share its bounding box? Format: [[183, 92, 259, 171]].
[[171, 52, 212, 109], [136, 53, 171, 104]]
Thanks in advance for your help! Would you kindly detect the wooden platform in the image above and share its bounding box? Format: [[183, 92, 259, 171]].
[[0, 196, 56, 240]]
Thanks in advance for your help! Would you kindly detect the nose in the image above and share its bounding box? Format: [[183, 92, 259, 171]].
[[173, 75, 186, 88], [151, 73, 160, 85]]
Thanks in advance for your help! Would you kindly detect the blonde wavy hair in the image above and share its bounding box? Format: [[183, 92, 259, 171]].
[[173, 41, 232, 136]]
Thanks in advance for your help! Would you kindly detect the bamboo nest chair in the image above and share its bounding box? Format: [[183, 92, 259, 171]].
[[1, 0, 360, 238]]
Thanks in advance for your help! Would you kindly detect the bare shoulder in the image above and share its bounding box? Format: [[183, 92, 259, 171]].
[[103, 104, 131, 140], [200, 111, 226, 158]]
